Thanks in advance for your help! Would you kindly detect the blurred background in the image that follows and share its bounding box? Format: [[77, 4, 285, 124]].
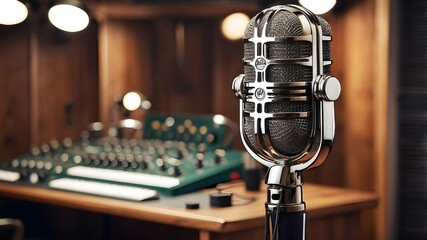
[[0, 0, 424, 239]]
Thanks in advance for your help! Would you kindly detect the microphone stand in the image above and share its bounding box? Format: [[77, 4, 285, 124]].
[[265, 165, 306, 240]]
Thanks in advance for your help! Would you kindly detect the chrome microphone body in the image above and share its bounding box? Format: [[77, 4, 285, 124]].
[[232, 4, 341, 240]]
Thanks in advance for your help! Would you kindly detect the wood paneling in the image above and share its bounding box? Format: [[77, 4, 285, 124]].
[[0, 24, 31, 162], [99, 17, 223, 125], [98, 19, 155, 127], [30, 20, 99, 144]]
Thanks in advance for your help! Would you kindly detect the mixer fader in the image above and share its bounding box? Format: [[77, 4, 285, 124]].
[[0, 113, 244, 200]]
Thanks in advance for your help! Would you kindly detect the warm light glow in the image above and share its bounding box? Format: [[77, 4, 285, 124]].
[[48, 4, 89, 32], [221, 12, 250, 41], [123, 92, 142, 111], [299, 0, 337, 15], [213, 115, 226, 125], [0, 0, 28, 25]]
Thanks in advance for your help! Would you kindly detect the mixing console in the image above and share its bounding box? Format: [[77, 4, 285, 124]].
[[0, 113, 244, 199]]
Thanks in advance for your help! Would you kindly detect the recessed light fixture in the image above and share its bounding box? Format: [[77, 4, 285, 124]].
[[299, 0, 337, 15], [48, 0, 90, 32], [0, 0, 29, 26]]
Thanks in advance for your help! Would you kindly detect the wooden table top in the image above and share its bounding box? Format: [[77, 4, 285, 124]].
[[0, 181, 378, 233]]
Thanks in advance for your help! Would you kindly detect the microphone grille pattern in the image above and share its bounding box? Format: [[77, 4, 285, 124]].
[[242, 8, 331, 157]]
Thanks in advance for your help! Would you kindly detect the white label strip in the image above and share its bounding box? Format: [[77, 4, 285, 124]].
[[0, 169, 20, 182], [49, 178, 158, 201], [67, 166, 180, 189]]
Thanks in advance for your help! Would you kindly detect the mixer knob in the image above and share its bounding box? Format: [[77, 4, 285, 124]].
[[92, 158, 101, 167], [40, 143, 50, 156], [195, 153, 204, 169], [214, 155, 221, 164], [134, 155, 146, 170], [139, 160, 148, 170], [114, 144, 122, 152], [123, 145, 132, 154], [103, 142, 113, 152], [30, 170, 48, 184], [157, 147, 166, 157], [206, 133, 216, 144], [116, 153, 125, 162], [196, 159, 203, 169], [110, 159, 119, 168], [121, 160, 130, 169], [29, 172, 39, 184], [132, 146, 142, 155], [156, 158, 166, 171], [214, 149, 225, 164], [19, 169, 29, 180], [44, 162, 53, 171], [20, 159, 28, 168], [128, 139, 138, 147], [195, 134, 203, 143], [176, 150, 184, 159], [60, 153, 69, 163], [36, 160, 44, 170], [130, 161, 139, 170], [38, 170, 48, 181], [11, 159, 20, 169], [120, 138, 129, 147], [30, 145, 40, 157], [107, 153, 116, 161], [62, 137, 73, 148], [102, 159, 110, 167], [171, 166, 181, 177], [73, 155, 82, 164], [84, 156, 92, 166], [28, 160, 36, 169], [54, 166, 63, 174], [125, 154, 134, 162], [49, 139, 60, 152]]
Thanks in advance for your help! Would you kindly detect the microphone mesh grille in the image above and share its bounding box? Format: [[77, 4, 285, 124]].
[[243, 9, 331, 156]]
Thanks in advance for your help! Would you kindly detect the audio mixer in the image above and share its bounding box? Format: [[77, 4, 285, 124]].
[[0, 113, 244, 200]]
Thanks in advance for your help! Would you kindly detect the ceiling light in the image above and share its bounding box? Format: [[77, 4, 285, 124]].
[[299, 0, 337, 15], [221, 12, 250, 41], [0, 0, 28, 26], [48, 0, 89, 32]]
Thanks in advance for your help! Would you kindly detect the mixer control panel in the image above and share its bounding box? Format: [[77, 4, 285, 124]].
[[0, 113, 243, 198]]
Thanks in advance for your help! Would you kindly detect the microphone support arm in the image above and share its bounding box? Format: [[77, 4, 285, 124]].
[[265, 165, 306, 240]]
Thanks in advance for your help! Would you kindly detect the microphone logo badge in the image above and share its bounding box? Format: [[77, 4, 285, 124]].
[[255, 57, 267, 70], [255, 88, 265, 100]]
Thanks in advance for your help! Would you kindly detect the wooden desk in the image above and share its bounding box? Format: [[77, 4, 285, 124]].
[[0, 182, 377, 240]]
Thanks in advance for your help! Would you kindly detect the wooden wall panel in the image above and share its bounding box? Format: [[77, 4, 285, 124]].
[[99, 19, 155, 127], [30, 21, 99, 145], [174, 18, 215, 114], [151, 19, 177, 112], [341, 0, 376, 191], [99, 17, 220, 126], [0, 24, 31, 162]]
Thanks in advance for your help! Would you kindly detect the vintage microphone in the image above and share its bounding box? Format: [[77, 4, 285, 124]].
[[232, 4, 341, 240]]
